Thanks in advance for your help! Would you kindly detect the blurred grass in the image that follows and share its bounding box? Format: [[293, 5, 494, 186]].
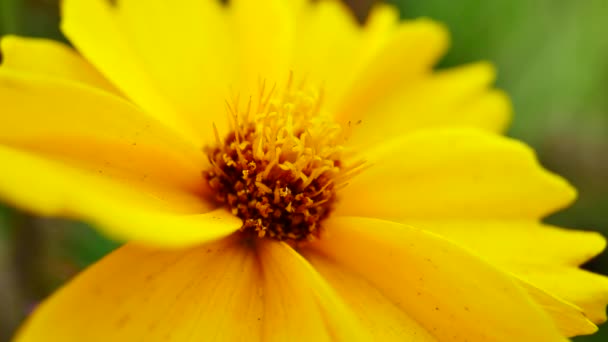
[[0, 0, 19, 34], [393, 0, 608, 145], [0, 0, 607, 340]]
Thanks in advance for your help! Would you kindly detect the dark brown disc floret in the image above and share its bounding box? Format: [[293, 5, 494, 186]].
[[204, 126, 338, 241], [202, 82, 364, 242]]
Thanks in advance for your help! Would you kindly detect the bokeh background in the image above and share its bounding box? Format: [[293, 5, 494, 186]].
[[0, 0, 607, 340]]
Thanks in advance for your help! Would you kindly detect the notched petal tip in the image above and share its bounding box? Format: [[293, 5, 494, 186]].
[[534, 163, 578, 212], [589, 231, 608, 258], [500, 134, 578, 215], [409, 17, 451, 52], [0, 35, 13, 66], [0, 35, 34, 68], [365, 3, 400, 27], [485, 89, 513, 131], [437, 60, 497, 86], [516, 276, 599, 337]]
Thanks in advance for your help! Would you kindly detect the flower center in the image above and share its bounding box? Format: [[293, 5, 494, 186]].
[[203, 80, 363, 242]]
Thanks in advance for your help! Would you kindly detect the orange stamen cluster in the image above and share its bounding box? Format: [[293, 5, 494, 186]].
[[203, 79, 363, 242]]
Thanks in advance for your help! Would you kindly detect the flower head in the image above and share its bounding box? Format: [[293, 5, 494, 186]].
[[1, 0, 606, 341], [203, 79, 361, 241]]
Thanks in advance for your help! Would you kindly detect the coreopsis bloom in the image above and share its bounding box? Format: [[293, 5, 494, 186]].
[[1, 0, 606, 340]]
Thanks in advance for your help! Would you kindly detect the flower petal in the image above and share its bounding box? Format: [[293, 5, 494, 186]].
[[337, 128, 576, 220], [401, 219, 608, 333], [332, 18, 448, 120], [256, 240, 369, 341], [516, 279, 598, 337], [308, 216, 566, 341], [451, 89, 512, 133], [0, 70, 206, 195], [403, 220, 606, 267], [108, 0, 236, 142], [301, 249, 436, 341], [512, 266, 608, 324], [0, 35, 117, 93], [60, 0, 200, 143], [16, 236, 368, 341], [292, 0, 360, 97], [0, 145, 240, 247], [305, 245, 597, 338], [344, 63, 510, 147], [0, 70, 240, 246], [229, 0, 294, 92], [15, 236, 265, 341]]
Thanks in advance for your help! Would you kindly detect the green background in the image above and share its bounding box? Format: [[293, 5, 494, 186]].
[[1, 0, 607, 340]]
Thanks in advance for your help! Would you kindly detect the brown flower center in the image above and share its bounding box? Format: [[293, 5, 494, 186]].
[[203, 80, 363, 242]]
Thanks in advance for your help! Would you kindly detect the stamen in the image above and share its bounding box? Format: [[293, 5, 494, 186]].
[[203, 80, 364, 242]]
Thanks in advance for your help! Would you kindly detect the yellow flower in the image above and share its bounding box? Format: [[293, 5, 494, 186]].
[[1, 0, 606, 340]]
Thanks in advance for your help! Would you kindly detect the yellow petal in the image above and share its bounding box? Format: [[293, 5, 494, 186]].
[[513, 266, 608, 324], [517, 278, 598, 337], [229, 0, 294, 92], [16, 236, 369, 341], [337, 128, 576, 220], [0, 71, 241, 246], [0, 36, 117, 93], [0, 145, 240, 247], [345, 63, 510, 147], [402, 219, 607, 333], [362, 3, 401, 42], [403, 220, 606, 267], [333, 18, 449, 119], [111, 0, 235, 142], [60, 0, 199, 143], [15, 236, 265, 341], [452, 89, 512, 133], [0, 70, 206, 195], [345, 63, 511, 147], [308, 216, 565, 341], [292, 0, 360, 96], [301, 250, 436, 341], [256, 240, 369, 341]]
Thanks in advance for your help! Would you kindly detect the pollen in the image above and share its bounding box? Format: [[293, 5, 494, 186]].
[[203, 78, 364, 242]]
